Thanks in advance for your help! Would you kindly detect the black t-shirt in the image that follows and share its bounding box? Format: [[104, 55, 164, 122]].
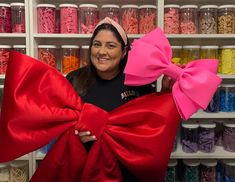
[[66, 69, 156, 182], [66, 69, 155, 111]]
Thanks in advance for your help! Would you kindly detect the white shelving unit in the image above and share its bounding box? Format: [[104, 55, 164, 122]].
[[0, 0, 234, 180]]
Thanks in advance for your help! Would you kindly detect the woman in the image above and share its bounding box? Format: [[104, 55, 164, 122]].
[[66, 17, 172, 181]]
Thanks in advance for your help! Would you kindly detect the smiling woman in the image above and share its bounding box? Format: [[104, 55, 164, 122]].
[[65, 17, 172, 181]]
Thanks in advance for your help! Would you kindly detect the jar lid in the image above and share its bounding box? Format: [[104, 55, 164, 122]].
[[13, 45, 26, 48], [59, 4, 78, 8], [220, 84, 235, 88], [61, 45, 79, 48], [0, 3, 10, 7], [164, 4, 180, 8], [223, 121, 235, 128], [220, 45, 235, 49], [139, 5, 157, 9], [79, 4, 98, 8], [101, 4, 120, 9], [10, 3, 25, 6], [38, 45, 57, 48], [0, 45, 11, 48], [200, 45, 219, 49], [168, 159, 178, 167], [219, 5, 235, 9], [199, 122, 216, 128], [200, 159, 217, 167], [37, 4, 56, 8], [10, 161, 28, 168], [183, 159, 200, 166], [223, 159, 235, 166], [180, 5, 198, 9], [121, 4, 139, 9], [81, 45, 89, 49], [183, 45, 200, 49], [171, 45, 182, 49], [182, 122, 199, 128], [200, 5, 218, 9]]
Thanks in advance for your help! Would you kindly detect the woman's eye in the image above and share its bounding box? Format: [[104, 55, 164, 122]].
[[107, 44, 116, 49], [93, 42, 100, 47]]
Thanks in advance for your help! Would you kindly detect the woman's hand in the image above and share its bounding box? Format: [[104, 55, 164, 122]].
[[75, 130, 97, 143]]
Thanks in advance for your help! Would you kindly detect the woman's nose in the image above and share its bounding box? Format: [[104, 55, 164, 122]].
[[98, 46, 107, 55]]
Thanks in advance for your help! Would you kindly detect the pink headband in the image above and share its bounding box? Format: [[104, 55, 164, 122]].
[[95, 17, 128, 46]]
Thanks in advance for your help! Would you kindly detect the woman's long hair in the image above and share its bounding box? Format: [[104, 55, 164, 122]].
[[74, 23, 130, 96]]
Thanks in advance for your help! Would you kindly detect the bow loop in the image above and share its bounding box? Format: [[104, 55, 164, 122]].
[[124, 28, 222, 120]]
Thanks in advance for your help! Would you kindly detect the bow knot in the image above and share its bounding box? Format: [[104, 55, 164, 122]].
[[76, 103, 108, 139], [165, 63, 184, 80]]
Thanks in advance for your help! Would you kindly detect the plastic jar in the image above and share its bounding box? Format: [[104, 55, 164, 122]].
[[100, 4, 120, 23], [38, 45, 57, 68], [0, 45, 11, 74], [198, 122, 216, 153], [171, 46, 182, 64], [219, 84, 235, 112], [223, 122, 235, 152], [79, 4, 99, 34], [10, 3, 25, 33], [200, 45, 218, 59], [183, 159, 200, 182], [55, 8, 60, 33], [223, 160, 235, 181], [121, 5, 139, 34], [199, 5, 218, 34], [181, 122, 199, 153], [218, 5, 235, 34], [165, 159, 177, 182], [205, 87, 220, 113], [13, 45, 26, 54], [139, 5, 157, 34], [0, 3, 11, 33], [61, 45, 80, 74], [60, 4, 78, 34], [37, 4, 56, 33], [200, 159, 217, 182], [180, 5, 198, 34], [10, 161, 28, 182], [81, 45, 89, 67], [219, 45, 235, 74], [181, 45, 200, 64], [164, 4, 180, 34], [0, 163, 10, 182]]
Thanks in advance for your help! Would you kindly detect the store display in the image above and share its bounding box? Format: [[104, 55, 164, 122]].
[[10, 3, 25, 33], [219, 45, 235, 74], [38, 45, 57, 68], [219, 84, 235, 112], [100, 4, 120, 23], [0, 3, 11, 33], [218, 5, 235, 34], [223, 122, 235, 152]]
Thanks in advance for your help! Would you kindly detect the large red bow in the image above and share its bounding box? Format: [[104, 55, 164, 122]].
[[0, 52, 180, 182]]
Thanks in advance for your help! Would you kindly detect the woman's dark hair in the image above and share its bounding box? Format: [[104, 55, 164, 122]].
[[74, 23, 130, 96]]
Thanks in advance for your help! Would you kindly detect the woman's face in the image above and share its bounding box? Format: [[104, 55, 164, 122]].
[[91, 29, 125, 79]]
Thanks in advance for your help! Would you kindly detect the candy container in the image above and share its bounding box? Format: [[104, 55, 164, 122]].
[[10, 3, 25, 33], [171, 46, 182, 64], [0, 3, 11, 33], [13, 45, 26, 54], [81, 45, 89, 67], [219, 45, 235, 74], [183, 159, 200, 182], [181, 45, 200, 64], [100, 4, 120, 23], [38, 45, 57, 68], [60, 4, 78, 34], [205, 87, 220, 113], [121, 5, 139, 34], [164, 4, 180, 34], [200, 159, 217, 182], [219, 84, 235, 112], [37, 4, 56, 33], [0, 45, 11, 74], [139, 5, 157, 34], [165, 159, 178, 182], [223, 121, 235, 152], [218, 5, 235, 34], [79, 4, 99, 34], [223, 160, 235, 181]]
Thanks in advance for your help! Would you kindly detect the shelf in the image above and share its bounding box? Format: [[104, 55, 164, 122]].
[[191, 110, 235, 119], [171, 145, 235, 159], [219, 74, 235, 79], [0, 75, 5, 79], [0, 33, 26, 38], [16, 154, 29, 160], [167, 34, 235, 39], [34, 33, 143, 39]]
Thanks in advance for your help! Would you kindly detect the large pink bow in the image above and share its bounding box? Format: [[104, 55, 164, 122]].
[[124, 28, 222, 120]]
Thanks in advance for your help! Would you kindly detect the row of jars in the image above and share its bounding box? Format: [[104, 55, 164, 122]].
[[164, 4, 235, 34], [0, 161, 28, 182], [37, 3, 157, 34], [165, 159, 235, 182], [0, 3, 25, 33], [206, 85, 235, 113], [180, 120, 235, 153], [172, 45, 235, 75]]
